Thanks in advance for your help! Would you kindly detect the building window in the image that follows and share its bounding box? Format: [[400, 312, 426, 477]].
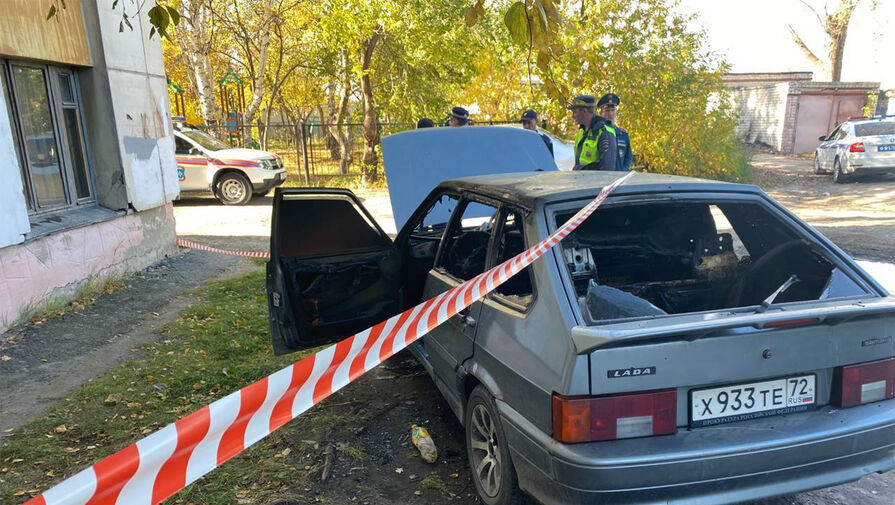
[[2, 60, 94, 214]]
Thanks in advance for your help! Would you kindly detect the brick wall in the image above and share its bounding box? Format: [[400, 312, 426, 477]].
[[780, 93, 800, 154], [729, 83, 790, 150]]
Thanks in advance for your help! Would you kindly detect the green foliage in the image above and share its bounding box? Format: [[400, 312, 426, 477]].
[[471, 0, 750, 181], [147, 4, 180, 39]]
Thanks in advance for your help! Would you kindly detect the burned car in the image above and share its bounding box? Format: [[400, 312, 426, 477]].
[[266, 129, 895, 505]]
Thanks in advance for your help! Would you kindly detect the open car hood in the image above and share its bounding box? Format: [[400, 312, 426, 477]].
[[382, 126, 557, 229]]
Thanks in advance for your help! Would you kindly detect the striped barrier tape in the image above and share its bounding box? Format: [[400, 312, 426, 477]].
[[176, 238, 270, 259], [23, 172, 634, 505]]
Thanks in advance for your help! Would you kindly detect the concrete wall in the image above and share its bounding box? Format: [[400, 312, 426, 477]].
[[729, 83, 790, 150], [93, 0, 179, 212], [0, 1, 180, 332], [0, 204, 176, 331]]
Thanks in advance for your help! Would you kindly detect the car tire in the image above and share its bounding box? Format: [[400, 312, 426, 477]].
[[215, 172, 253, 205], [833, 159, 848, 184], [466, 385, 525, 505]]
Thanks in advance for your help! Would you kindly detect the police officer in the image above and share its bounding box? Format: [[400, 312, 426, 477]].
[[521, 109, 553, 155], [447, 106, 469, 126], [568, 94, 616, 171], [598, 93, 632, 171]]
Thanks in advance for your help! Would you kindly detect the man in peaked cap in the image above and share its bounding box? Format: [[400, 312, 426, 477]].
[[567, 94, 617, 171], [598, 93, 632, 171], [448, 106, 469, 126], [521, 109, 553, 155]]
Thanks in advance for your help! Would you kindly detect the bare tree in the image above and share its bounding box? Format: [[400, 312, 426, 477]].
[[788, 0, 862, 81]]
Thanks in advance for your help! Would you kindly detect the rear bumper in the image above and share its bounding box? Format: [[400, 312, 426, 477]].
[[499, 400, 895, 505], [844, 155, 895, 175]]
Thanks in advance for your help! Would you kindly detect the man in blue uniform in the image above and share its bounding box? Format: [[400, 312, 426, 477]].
[[521, 109, 553, 155], [597, 93, 632, 171], [447, 106, 469, 126], [568, 94, 617, 171]]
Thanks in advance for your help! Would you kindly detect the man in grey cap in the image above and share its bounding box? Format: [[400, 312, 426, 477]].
[[598, 93, 632, 171], [521, 109, 553, 155], [568, 94, 617, 171], [447, 106, 469, 126]]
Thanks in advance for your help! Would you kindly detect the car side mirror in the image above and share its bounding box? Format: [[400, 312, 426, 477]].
[[818, 136, 827, 141], [189, 147, 201, 155]]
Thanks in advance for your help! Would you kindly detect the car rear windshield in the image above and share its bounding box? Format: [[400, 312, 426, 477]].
[[554, 199, 870, 323], [854, 122, 895, 137]]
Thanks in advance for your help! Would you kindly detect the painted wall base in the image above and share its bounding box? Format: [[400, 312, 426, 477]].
[[0, 203, 177, 332]]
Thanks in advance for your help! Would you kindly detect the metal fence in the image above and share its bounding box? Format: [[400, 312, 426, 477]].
[[198, 120, 525, 185]]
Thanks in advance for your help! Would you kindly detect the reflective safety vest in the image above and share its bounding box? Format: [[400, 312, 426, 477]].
[[575, 123, 616, 166]]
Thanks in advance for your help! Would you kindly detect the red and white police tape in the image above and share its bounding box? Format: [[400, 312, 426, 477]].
[[175, 238, 270, 259], [23, 172, 634, 505]]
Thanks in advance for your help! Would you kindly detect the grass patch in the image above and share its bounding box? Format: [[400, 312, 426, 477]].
[[420, 473, 446, 491], [0, 270, 325, 504], [336, 442, 367, 462], [15, 276, 128, 328]]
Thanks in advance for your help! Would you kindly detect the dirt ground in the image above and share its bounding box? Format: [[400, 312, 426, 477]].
[[2, 157, 894, 505], [754, 152, 895, 262]]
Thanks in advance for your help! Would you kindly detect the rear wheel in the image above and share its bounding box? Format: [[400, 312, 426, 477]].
[[215, 172, 252, 205], [833, 159, 848, 184], [466, 386, 524, 505]]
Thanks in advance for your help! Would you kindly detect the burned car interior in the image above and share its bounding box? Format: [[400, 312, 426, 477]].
[[557, 200, 869, 322], [276, 194, 403, 342]]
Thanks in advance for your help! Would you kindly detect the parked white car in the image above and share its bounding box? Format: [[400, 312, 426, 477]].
[[814, 116, 895, 183], [173, 126, 287, 205]]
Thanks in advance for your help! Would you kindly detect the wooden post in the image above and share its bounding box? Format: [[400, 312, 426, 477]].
[[300, 122, 311, 185]]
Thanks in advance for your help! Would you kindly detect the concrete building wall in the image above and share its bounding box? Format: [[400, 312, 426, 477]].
[[0, 204, 175, 329], [0, 1, 179, 332], [94, 2, 179, 212]]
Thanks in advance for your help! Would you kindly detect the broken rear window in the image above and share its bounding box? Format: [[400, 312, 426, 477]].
[[555, 199, 869, 323]]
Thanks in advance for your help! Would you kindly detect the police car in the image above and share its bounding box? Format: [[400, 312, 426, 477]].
[[173, 120, 287, 205], [814, 115, 895, 183]]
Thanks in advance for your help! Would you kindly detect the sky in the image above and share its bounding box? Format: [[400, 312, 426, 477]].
[[677, 0, 894, 87]]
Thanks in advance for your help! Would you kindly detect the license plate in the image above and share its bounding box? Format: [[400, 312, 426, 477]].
[[278, 172, 287, 180], [879, 145, 895, 152], [690, 375, 815, 427]]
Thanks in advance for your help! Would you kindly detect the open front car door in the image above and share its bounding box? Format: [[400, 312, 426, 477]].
[[267, 188, 402, 355]]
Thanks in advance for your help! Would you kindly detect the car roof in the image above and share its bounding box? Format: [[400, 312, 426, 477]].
[[434, 170, 762, 210]]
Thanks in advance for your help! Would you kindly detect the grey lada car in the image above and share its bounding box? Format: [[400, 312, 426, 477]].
[[265, 129, 895, 504]]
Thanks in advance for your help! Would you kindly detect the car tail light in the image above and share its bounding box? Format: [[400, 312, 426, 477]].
[[849, 142, 865, 152], [552, 389, 676, 443], [834, 358, 895, 407]]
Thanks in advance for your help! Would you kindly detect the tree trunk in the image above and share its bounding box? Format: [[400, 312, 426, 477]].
[[325, 54, 353, 175], [180, 0, 221, 124], [318, 103, 341, 160], [241, 0, 276, 148], [825, 2, 859, 82], [360, 30, 383, 186], [789, 0, 861, 81]]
